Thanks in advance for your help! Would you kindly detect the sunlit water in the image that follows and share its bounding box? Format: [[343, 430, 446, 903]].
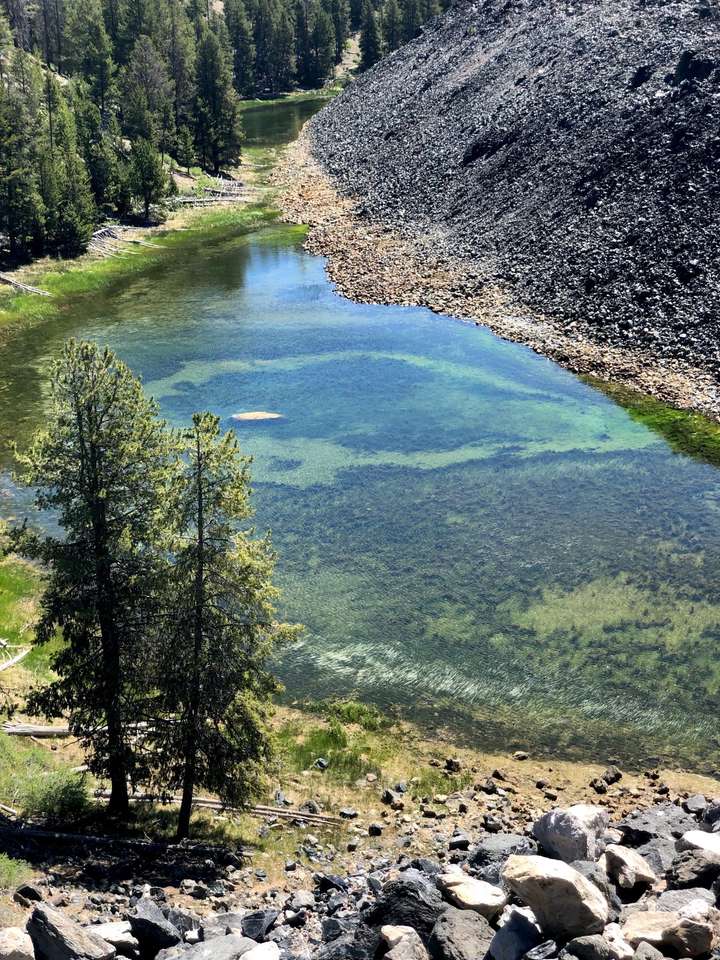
[[2, 100, 720, 769]]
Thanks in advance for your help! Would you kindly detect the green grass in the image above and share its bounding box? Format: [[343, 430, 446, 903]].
[[0, 853, 32, 891], [0, 733, 89, 820], [0, 558, 40, 649]]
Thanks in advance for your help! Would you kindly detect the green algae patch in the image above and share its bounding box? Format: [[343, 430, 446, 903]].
[[587, 378, 720, 469]]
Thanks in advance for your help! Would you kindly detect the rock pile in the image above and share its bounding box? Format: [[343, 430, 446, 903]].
[[299, 0, 720, 402], [7, 795, 720, 960]]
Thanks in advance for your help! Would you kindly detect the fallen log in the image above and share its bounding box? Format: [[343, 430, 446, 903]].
[[0, 648, 30, 673], [2, 721, 70, 738], [0, 273, 51, 296], [94, 790, 342, 826]]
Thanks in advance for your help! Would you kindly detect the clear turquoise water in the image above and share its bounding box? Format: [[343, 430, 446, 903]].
[[2, 102, 720, 768]]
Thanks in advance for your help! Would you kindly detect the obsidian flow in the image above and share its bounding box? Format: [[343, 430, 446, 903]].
[[308, 0, 720, 373]]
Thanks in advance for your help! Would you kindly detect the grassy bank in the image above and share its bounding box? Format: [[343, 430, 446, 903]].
[[0, 204, 282, 341]]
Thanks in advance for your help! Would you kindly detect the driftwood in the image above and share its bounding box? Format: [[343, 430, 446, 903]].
[[0, 648, 30, 673], [94, 790, 342, 826], [0, 273, 51, 296], [3, 721, 70, 738]]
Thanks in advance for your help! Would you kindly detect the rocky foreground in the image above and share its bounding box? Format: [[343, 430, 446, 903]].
[[7, 785, 720, 960], [280, 0, 720, 417]]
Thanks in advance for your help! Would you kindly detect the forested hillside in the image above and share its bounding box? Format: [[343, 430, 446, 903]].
[[0, 0, 443, 264]]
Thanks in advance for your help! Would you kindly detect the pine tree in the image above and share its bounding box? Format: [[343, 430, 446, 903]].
[[294, 0, 312, 87], [323, 0, 349, 64], [225, 0, 255, 96], [176, 123, 195, 174], [382, 0, 401, 52], [151, 412, 295, 840], [400, 0, 420, 43], [194, 23, 243, 172], [0, 74, 45, 259], [122, 35, 176, 156], [65, 0, 116, 115], [269, 4, 295, 92], [129, 136, 167, 217], [359, 0, 380, 70], [309, 2, 334, 85], [16, 341, 171, 816], [160, 0, 196, 134]]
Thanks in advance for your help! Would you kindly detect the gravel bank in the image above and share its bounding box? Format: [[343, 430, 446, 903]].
[[276, 0, 720, 417]]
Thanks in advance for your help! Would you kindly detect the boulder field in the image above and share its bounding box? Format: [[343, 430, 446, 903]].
[[303, 0, 720, 384], [8, 796, 720, 959]]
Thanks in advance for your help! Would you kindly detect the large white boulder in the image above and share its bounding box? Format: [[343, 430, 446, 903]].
[[0, 927, 34, 960], [437, 866, 508, 918], [622, 910, 715, 956], [603, 845, 657, 889], [502, 854, 609, 939], [532, 805, 609, 862], [677, 830, 720, 857]]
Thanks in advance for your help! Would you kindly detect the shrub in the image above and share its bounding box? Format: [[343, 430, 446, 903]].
[[0, 853, 31, 891], [19, 769, 90, 822]]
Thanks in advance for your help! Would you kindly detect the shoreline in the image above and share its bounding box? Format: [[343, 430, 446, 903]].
[[275, 132, 720, 422]]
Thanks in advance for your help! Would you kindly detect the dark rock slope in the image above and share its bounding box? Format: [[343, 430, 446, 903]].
[[308, 0, 720, 373]]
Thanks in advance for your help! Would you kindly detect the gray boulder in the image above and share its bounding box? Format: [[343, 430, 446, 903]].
[[241, 911, 278, 943], [129, 897, 181, 952], [89, 922, 138, 956], [156, 934, 259, 960], [366, 874, 445, 940], [469, 834, 537, 885], [313, 925, 380, 960], [27, 905, 115, 960], [561, 936, 618, 960], [631, 945, 664, 960], [666, 850, 720, 889], [533, 806, 609, 863], [570, 861, 621, 921], [428, 907, 494, 960], [618, 805, 697, 847], [489, 907, 541, 960], [654, 888, 715, 913], [634, 839, 677, 876]]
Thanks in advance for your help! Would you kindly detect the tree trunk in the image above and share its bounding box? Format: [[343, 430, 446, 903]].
[[176, 427, 205, 840]]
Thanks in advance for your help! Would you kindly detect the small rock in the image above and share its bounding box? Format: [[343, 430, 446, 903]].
[[437, 866, 507, 918], [622, 911, 714, 957], [603, 845, 657, 889]]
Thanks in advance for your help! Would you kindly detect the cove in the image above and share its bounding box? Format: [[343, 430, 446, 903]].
[[2, 100, 720, 771]]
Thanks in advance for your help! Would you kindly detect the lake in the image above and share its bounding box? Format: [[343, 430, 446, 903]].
[[2, 97, 720, 770]]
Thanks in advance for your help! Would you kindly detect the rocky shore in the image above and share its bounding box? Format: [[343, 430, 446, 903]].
[[275, 135, 720, 421], [6, 762, 720, 960]]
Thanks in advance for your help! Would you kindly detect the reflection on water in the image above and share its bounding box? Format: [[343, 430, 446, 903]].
[[2, 98, 720, 769]]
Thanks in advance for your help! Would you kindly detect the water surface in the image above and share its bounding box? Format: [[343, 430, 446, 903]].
[[2, 100, 720, 769]]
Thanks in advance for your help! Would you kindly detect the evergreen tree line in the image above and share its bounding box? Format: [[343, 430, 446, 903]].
[[0, 0, 445, 261], [359, 0, 447, 71], [5, 339, 297, 839]]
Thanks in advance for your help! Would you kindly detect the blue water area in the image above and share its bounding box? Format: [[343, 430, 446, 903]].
[[3, 217, 720, 768]]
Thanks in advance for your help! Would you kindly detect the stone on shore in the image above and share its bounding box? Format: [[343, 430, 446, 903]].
[[622, 911, 715, 956], [603, 845, 657, 889], [428, 906, 493, 960], [489, 906, 542, 960], [437, 866, 507, 918], [129, 897, 181, 952], [27, 904, 116, 960], [502, 855, 609, 939], [0, 927, 34, 960], [676, 830, 720, 857], [532, 805, 609, 863], [381, 925, 429, 960], [90, 922, 138, 954]]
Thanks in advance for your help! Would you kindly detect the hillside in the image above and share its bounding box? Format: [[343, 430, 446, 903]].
[[304, 0, 720, 379]]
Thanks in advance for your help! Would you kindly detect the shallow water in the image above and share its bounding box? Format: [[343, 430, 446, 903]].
[[2, 100, 720, 768]]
